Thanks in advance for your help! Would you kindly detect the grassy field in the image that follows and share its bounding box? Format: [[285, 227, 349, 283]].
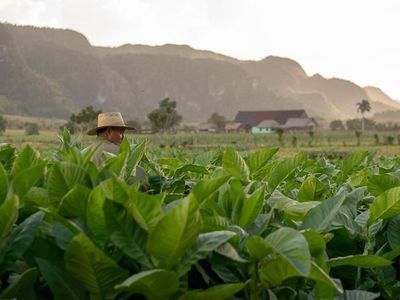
[[3, 114, 66, 131], [2, 129, 400, 157]]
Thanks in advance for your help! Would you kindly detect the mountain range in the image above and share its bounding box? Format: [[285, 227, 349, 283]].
[[1, 22, 400, 125]]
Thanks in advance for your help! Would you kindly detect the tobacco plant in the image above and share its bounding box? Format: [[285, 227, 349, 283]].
[[1, 130, 400, 299]]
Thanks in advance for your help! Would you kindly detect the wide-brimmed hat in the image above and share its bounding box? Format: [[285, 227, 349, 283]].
[[87, 112, 134, 135]]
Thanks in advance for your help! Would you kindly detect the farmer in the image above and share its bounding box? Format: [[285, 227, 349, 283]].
[[87, 112, 147, 184]]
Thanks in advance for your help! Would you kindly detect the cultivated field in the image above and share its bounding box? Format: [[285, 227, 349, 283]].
[[1, 130, 400, 299]]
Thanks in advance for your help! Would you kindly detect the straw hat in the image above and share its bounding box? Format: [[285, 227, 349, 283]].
[[87, 112, 134, 135]]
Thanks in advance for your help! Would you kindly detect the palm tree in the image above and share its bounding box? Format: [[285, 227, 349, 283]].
[[356, 99, 371, 131]]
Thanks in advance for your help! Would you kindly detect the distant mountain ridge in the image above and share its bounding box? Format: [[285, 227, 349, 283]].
[[1, 22, 399, 124]]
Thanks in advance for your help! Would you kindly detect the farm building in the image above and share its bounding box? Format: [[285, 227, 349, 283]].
[[283, 117, 317, 131], [224, 122, 244, 133], [198, 123, 217, 133], [251, 120, 280, 134], [233, 109, 317, 132]]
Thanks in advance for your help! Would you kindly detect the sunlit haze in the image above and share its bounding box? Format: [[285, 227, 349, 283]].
[[1, 0, 399, 100]]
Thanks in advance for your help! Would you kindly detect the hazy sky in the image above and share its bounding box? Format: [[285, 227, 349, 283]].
[[1, 0, 399, 100]]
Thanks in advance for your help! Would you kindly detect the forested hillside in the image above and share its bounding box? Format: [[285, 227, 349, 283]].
[[1, 23, 399, 122]]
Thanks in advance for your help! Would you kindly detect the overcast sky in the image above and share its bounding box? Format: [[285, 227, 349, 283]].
[[1, 0, 399, 100]]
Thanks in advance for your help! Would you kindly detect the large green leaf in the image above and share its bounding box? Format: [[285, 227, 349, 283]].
[[147, 196, 202, 268], [268, 194, 319, 221], [36, 258, 86, 300], [64, 232, 129, 299], [309, 262, 342, 292], [0, 267, 38, 299], [103, 199, 152, 269], [99, 150, 129, 180], [174, 164, 209, 177], [23, 187, 50, 207], [300, 191, 346, 232], [86, 188, 107, 247], [215, 242, 248, 263], [246, 147, 279, 176], [297, 176, 327, 201], [179, 282, 247, 300], [239, 186, 265, 228], [0, 211, 44, 275], [337, 150, 369, 183], [96, 177, 130, 205], [387, 215, 400, 250], [302, 229, 326, 258], [369, 187, 400, 224], [124, 141, 146, 181], [264, 227, 311, 275], [10, 145, 41, 176], [128, 188, 164, 232], [0, 162, 8, 204], [259, 258, 340, 291], [0, 144, 15, 171], [190, 176, 230, 207], [59, 184, 91, 218], [267, 152, 306, 192], [336, 290, 380, 300], [178, 231, 236, 275], [246, 236, 272, 260], [327, 255, 392, 268], [222, 148, 249, 182], [115, 269, 179, 300], [247, 228, 312, 276], [0, 196, 18, 245], [11, 162, 45, 199], [367, 174, 400, 197], [220, 179, 244, 224], [48, 162, 91, 204]]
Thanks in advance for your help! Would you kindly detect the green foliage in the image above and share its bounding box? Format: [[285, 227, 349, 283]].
[[357, 99, 371, 116], [147, 98, 182, 133], [63, 105, 102, 133], [346, 118, 375, 130], [24, 122, 39, 135], [330, 119, 345, 130], [208, 112, 227, 132], [0, 114, 6, 135], [2, 138, 400, 298]]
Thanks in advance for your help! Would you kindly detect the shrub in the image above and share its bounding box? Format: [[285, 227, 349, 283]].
[[25, 122, 40, 135]]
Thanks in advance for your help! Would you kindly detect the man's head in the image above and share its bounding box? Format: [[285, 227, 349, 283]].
[[87, 112, 134, 145]]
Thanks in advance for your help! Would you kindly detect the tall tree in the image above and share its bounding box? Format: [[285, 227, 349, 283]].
[[356, 99, 371, 131], [208, 113, 227, 132], [147, 98, 182, 133]]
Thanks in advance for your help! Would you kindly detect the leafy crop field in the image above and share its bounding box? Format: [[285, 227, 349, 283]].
[[1, 130, 400, 299]]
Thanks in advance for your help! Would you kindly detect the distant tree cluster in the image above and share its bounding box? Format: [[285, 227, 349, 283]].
[[63, 106, 102, 133], [329, 118, 400, 131], [25, 122, 39, 135], [328, 99, 399, 131], [147, 98, 182, 133], [208, 113, 227, 132], [329, 120, 345, 131]]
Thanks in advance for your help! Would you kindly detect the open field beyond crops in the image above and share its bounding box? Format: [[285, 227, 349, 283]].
[[2, 130, 400, 157]]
